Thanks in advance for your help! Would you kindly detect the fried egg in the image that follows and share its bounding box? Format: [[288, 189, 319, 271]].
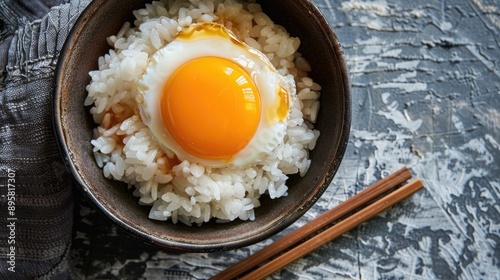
[[138, 22, 291, 167]]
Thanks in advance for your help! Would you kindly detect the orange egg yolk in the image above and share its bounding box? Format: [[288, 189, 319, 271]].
[[161, 56, 261, 160]]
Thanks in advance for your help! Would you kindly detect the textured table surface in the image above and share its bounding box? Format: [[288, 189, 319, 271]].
[[70, 0, 500, 279]]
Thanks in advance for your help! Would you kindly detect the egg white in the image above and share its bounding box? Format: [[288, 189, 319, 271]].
[[137, 24, 291, 168]]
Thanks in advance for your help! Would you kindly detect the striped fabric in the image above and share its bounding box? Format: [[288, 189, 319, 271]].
[[0, 1, 89, 278]]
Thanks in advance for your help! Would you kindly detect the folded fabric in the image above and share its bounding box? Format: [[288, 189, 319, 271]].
[[0, 0, 90, 278]]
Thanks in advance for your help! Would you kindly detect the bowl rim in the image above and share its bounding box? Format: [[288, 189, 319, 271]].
[[53, 0, 351, 252]]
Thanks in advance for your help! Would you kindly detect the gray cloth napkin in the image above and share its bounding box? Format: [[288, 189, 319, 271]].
[[0, 0, 89, 278]]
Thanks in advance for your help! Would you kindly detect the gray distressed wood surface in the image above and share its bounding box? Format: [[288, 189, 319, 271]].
[[70, 0, 500, 279]]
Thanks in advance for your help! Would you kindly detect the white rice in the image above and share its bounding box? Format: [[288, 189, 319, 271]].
[[86, 0, 322, 226]]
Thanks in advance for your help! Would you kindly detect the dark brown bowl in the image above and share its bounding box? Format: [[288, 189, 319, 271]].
[[54, 0, 350, 252]]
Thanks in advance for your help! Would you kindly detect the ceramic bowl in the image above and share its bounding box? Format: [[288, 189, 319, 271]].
[[54, 0, 350, 252]]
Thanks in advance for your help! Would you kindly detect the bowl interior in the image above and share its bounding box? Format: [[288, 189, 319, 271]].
[[55, 0, 350, 252]]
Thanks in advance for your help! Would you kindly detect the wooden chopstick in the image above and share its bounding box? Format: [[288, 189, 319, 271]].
[[211, 167, 415, 280], [239, 178, 423, 280]]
